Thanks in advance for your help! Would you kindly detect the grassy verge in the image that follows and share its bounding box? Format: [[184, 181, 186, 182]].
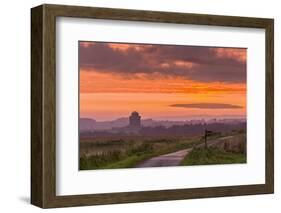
[[101, 153, 156, 169], [180, 147, 246, 166], [80, 139, 200, 170]]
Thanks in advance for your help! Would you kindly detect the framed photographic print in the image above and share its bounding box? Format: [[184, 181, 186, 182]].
[[31, 4, 274, 208]]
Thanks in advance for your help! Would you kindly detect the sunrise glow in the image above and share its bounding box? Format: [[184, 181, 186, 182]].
[[79, 41, 246, 121]]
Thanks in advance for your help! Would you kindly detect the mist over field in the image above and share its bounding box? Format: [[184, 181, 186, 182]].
[[80, 117, 246, 132]]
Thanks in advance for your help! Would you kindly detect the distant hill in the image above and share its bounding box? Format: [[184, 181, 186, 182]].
[[79, 118, 96, 132], [80, 117, 128, 131]]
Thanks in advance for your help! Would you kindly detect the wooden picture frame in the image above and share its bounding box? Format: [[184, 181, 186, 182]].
[[31, 4, 274, 208]]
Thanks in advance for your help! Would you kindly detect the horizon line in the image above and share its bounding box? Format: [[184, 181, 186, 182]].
[[80, 115, 247, 122]]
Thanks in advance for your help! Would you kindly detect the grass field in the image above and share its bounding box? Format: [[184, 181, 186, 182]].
[[79, 131, 246, 170], [180, 147, 246, 166], [79, 136, 201, 170]]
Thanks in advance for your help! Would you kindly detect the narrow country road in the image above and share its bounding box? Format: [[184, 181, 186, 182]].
[[196, 135, 234, 148], [136, 136, 234, 168], [136, 148, 192, 168]]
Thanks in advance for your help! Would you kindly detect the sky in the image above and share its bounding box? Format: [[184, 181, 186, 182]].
[[79, 41, 246, 121]]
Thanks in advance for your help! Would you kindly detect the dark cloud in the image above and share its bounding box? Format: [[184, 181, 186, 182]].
[[79, 42, 246, 83], [170, 103, 243, 109]]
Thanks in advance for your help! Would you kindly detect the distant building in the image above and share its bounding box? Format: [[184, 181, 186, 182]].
[[129, 111, 141, 128]]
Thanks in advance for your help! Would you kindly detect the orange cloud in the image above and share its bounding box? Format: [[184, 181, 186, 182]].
[[80, 41, 93, 48], [213, 48, 246, 62], [108, 43, 151, 52], [80, 69, 246, 94], [174, 60, 196, 68], [79, 42, 246, 83]]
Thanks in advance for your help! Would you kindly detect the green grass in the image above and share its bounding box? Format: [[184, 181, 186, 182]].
[[80, 152, 155, 170], [101, 153, 155, 169], [79, 143, 154, 170], [79, 133, 246, 170], [79, 137, 201, 170], [101, 140, 201, 169], [180, 147, 246, 166]]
